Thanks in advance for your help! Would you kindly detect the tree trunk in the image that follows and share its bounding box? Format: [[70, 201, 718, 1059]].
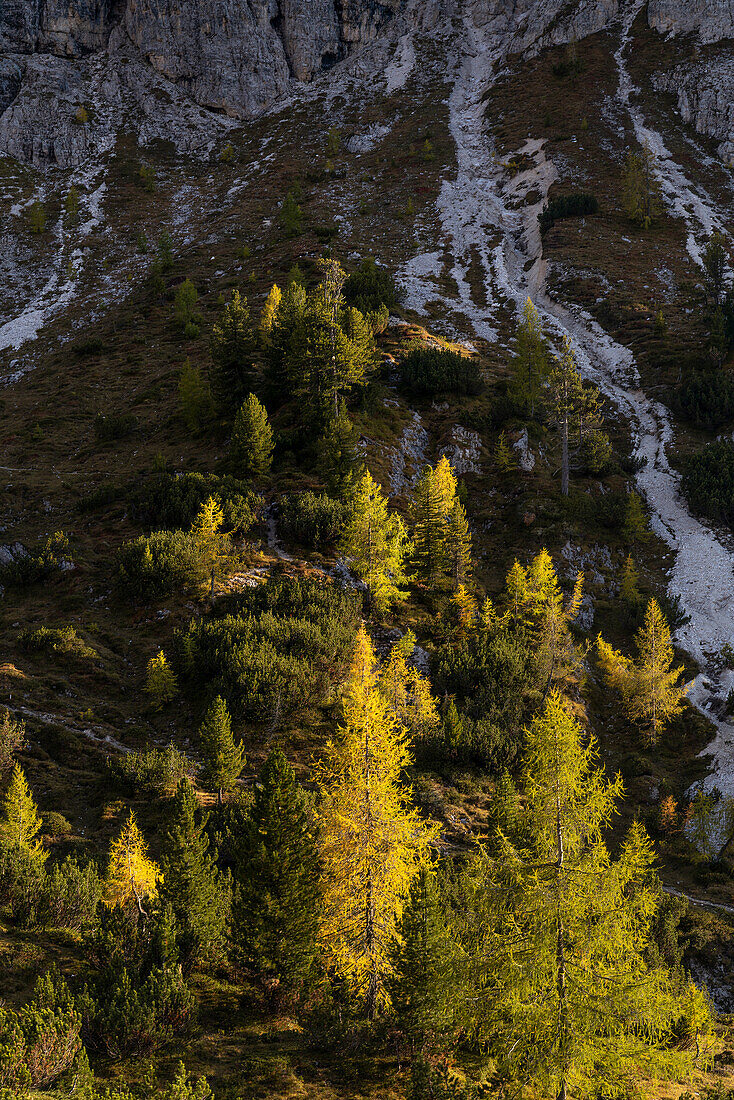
[[561, 413, 570, 496], [218, 787, 223, 806]]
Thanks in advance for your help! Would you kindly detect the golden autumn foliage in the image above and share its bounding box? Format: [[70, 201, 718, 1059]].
[[597, 598, 686, 741], [104, 812, 162, 915], [0, 764, 46, 867], [378, 633, 440, 741], [316, 628, 438, 1017]]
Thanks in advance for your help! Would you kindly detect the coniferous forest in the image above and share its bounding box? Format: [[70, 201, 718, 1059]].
[[6, 5, 734, 1100]]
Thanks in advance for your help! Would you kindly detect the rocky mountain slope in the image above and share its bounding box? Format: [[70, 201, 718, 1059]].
[[4, 0, 734, 1086]]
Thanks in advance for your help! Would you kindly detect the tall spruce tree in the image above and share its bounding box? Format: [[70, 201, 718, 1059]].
[[199, 696, 245, 804], [316, 628, 438, 1017], [316, 399, 364, 500], [410, 457, 458, 590], [510, 297, 549, 417], [210, 289, 254, 409], [457, 692, 709, 1098], [233, 749, 320, 1001], [389, 865, 457, 1047], [548, 336, 607, 496], [229, 393, 273, 480], [339, 470, 408, 615], [159, 778, 229, 971], [445, 499, 472, 591], [267, 279, 307, 397]]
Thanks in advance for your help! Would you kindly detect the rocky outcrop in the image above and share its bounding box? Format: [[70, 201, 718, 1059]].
[[0, 0, 400, 126], [648, 0, 734, 44], [654, 55, 734, 162]]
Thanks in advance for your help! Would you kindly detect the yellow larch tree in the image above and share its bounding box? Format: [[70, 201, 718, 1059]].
[[190, 495, 227, 596], [104, 812, 162, 917], [377, 633, 440, 742], [597, 598, 686, 742], [0, 764, 46, 868], [316, 627, 438, 1017], [259, 283, 282, 343], [503, 550, 585, 693]]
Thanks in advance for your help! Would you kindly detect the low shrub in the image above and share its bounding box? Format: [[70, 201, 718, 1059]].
[[80, 906, 195, 1061], [94, 412, 138, 443], [41, 857, 102, 931], [432, 629, 538, 773], [0, 532, 71, 587], [0, 969, 81, 1090], [129, 471, 261, 535], [399, 348, 483, 396], [344, 257, 400, 314], [539, 192, 599, 235], [681, 439, 734, 528], [18, 624, 96, 661], [177, 575, 360, 721], [107, 744, 195, 797], [115, 530, 206, 599], [670, 371, 734, 429], [278, 492, 349, 548]]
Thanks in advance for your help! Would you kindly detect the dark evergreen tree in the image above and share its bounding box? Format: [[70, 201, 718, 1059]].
[[389, 865, 458, 1048], [199, 696, 245, 804], [445, 499, 472, 591], [233, 749, 320, 1003], [316, 399, 364, 500], [210, 290, 255, 409], [229, 393, 274, 480], [159, 778, 230, 971]]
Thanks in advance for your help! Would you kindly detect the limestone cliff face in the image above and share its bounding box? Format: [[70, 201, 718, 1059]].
[[648, 0, 734, 44], [654, 55, 734, 162], [0, 0, 400, 122], [2, 0, 734, 170]]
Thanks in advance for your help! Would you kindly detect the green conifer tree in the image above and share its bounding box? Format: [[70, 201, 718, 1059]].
[[622, 490, 649, 544], [510, 297, 549, 417], [229, 393, 274, 480], [199, 697, 245, 804], [159, 778, 230, 971], [458, 692, 709, 1098], [179, 358, 214, 432], [233, 749, 320, 1002], [316, 399, 364, 500], [389, 865, 457, 1047], [64, 184, 79, 223], [210, 289, 254, 409], [280, 192, 303, 237], [445, 499, 472, 591], [409, 458, 457, 590], [548, 336, 607, 496]]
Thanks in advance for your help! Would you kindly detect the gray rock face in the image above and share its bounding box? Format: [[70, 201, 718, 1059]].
[[648, 0, 734, 44], [654, 56, 734, 162], [0, 0, 400, 126]]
